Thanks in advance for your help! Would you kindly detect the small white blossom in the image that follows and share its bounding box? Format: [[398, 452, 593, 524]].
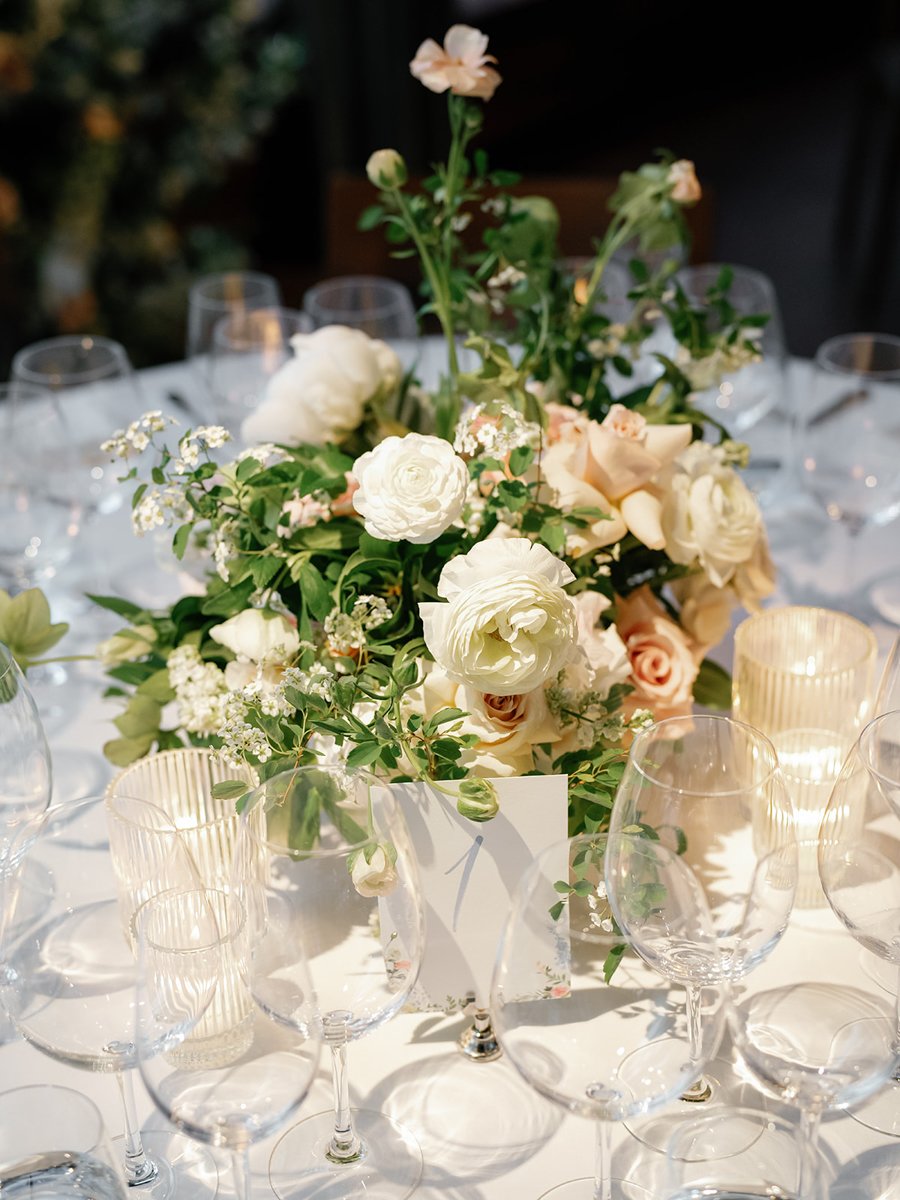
[[167, 645, 229, 735], [235, 443, 285, 466], [487, 264, 526, 290], [453, 401, 541, 459], [279, 492, 332, 534], [450, 213, 472, 233], [101, 411, 176, 460]]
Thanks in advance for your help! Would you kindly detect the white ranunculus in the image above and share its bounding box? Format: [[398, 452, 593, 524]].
[[660, 443, 763, 588], [351, 433, 469, 543], [420, 538, 578, 696], [241, 325, 402, 447], [350, 845, 398, 897], [209, 609, 300, 665]]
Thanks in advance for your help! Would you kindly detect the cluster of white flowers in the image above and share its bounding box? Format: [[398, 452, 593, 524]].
[[586, 881, 614, 933], [171, 426, 231, 474], [324, 595, 392, 656], [279, 663, 334, 703], [455, 477, 489, 536], [544, 680, 629, 749], [101, 411, 174, 460], [211, 521, 237, 582], [235, 443, 286, 466], [453, 401, 541, 459], [218, 692, 272, 765], [586, 323, 627, 360], [132, 486, 190, 536], [486, 264, 527, 313], [167, 645, 228, 735]]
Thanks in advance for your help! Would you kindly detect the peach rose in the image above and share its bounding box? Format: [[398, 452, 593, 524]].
[[668, 160, 702, 205], [410, 25, 501, 100], [616, 586, 701, 722]]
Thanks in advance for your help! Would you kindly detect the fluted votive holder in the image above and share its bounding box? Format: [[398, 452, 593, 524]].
[[732, 605, 877, 908]]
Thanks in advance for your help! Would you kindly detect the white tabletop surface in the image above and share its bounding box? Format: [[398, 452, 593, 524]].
[[5, 355, 900, 1198]]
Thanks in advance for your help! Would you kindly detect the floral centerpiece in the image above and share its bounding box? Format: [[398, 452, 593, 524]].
[[95, 25, 775, 846]]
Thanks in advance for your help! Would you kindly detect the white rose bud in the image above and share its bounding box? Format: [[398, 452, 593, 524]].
[[96, 625, 157, 666], [366, 148, 407, 189], [352, 433, 469, 544], [209, 609, 300, 665], [420, 538, 578, 696], [455, 778, 500, 822], [350, 844, 398, 897]]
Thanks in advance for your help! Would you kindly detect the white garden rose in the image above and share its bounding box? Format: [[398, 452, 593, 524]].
[[209, 609, 300, 665], [241, 325, 402, 447], [351, 433, 469, 543], [420, 538, 578, 696], [660, 443, 763, 588]]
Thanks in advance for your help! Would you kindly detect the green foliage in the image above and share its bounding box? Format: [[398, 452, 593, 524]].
[[0, 588, 69, 670]]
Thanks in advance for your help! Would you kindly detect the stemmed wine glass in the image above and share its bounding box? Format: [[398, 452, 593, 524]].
[[233, 764, 425, 1200], [490, 832, 726, 1200], [875, 636, 900, 714], [728, 846, 899, 1198], [800, 332, 900, 622], [818, 709, 900, 1136], [0, 794, 220, 1198], [607, 714, 797, 1134], [302, 275, 417, 339], [135, 886, 321, 1200], [186, 271, 282, 405], [0, 640, 52, 1045]]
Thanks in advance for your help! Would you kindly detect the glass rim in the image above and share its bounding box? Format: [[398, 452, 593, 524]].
[[136, 885, 245, 952], [303, 276, 414, 320], [858, 709, 900, 789], [105, 746, 257, 829], [733, 605, 878, 676], [625, 714, 783, 797], [815, 331, 900, 379], [188, 270, 280, 307], [676, 261, 777, 301], [11, 335, 131, 386]]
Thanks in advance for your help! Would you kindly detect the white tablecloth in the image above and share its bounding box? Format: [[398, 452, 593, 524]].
[[5, 357, 900, 1198]]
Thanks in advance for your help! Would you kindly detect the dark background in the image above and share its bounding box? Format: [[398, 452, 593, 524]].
[[3, 0, 900, 367]]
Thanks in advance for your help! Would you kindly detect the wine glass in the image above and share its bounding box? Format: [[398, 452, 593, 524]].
[[233, 764, 425, 1200], [0, 382, 84, 593], [0, 794, 220, 1199], [302, 275, 418, 339], [875, 636, 900, 714], [799, 332, 900, 622], [0, 1084, 126, 1199], [728, 853, 899, 1198], [818, 714, 900, 1137], [490, 832, 727, 1200], [608, 714, 797, 1126], [135, 886, 321, 1200], [208, 307, 311, 435], [186, 271, 282, 402]]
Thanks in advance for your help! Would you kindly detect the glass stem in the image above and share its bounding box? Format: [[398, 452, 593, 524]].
[[114, 1065, 158, 1186], [797, 1108, 822, 1198], [325, 1021, 364, 1165], [679, 984, 713, 1102], [231, 1150, 252, 1200], [592, 1119, 612, 1200], [892, 964, 900, 1082]]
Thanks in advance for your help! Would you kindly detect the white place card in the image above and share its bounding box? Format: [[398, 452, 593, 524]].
[[382, 775, 569, 1012]]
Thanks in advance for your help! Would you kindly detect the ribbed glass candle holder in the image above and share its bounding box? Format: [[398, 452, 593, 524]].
[[732, 606, 877, 907]]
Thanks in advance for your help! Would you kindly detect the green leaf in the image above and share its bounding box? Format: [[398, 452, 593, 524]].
[[603, 942, 628, 983], [172, 524, 192, 561], [113, 694, 163, 739], [103, 732, 156, 767], [692, 658, 733, 710], [87, 594, 146, 620], [136, 668, 176, 703], [0, 588, 69, 668], [345, 741, 384, 768], [211, 780, 252, 801], [549, 900, 566, 922], [296, 561, 333, 622], [200, 576, 256, 617], [358, 204, 384, 231]]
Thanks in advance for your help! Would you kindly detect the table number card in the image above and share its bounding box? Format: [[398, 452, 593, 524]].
[[381, 775, 569, 1012]]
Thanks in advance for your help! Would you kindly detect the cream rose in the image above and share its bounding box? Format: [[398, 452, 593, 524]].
[[366, 148, 407, 189], [616, 585, 700, 722], [420, 663, 561, 777], [209, 609, 300, 666], [669, 574, 735, 649], [410, 25, 501, 100], [660, 443, 763, 588], [241, 325, 401, 447], [420, 538, 577, 696], [351, 433, 469, 544]]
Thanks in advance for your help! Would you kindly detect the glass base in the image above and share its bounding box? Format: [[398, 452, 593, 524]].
[[623, 1056, 765, 1154], [847, 1079, 900, 1137], [538, 1177, 652, 1199], [269, 1108, 422, 1200], [112, 1131, 219, 1200]]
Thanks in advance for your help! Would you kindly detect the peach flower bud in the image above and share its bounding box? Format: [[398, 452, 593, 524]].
[[667, 159, 701, 205], [366, 148, 407, 189]]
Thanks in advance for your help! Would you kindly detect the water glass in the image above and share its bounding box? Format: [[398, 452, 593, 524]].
[[664, 1107, 810, 1200], [675, 263, 787, 433], [186, 271, 282, 387], [10, 335, 143, 517], [302, 275, 417, 338], [208, 306, 311, 433], [732, 604, 877, 906], [0, 1084, 125, 1199]]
